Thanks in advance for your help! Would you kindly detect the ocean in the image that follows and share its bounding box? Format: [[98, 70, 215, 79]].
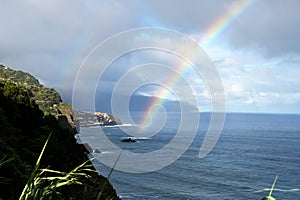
[[77, 113, 300, 199]]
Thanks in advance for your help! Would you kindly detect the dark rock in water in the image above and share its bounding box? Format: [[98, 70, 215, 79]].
[[121, 137, 136, 143], [93, 149, 101, 153]]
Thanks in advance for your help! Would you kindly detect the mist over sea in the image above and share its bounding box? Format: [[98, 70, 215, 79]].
[[78, 113, 300, 199]]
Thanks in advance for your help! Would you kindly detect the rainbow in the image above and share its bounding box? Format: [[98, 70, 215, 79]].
[[138, 59, 191, 129], [139, 0, 256, 130], [200, 0, 256, 47]]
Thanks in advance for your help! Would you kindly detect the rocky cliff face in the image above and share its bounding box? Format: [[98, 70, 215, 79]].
[[0, 64, 119, 199]]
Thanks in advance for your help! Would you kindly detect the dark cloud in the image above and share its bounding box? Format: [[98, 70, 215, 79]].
[[131, 0, 228, 31], [1, 0, 299, 113], [223, 0, 300, 56], [132, 0, 300, 57]]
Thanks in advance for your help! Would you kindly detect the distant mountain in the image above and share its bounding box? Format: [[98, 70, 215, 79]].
[[128, 95, 198, 113], [95, 92, 198, 113]]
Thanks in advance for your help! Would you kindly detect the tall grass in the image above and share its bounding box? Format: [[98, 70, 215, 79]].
[[19, 133, 98, 200], [1, 133, 118, 199]]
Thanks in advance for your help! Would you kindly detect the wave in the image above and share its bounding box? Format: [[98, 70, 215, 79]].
[[119, 123, 138, 127], [254, 188, 300, 193], [120, 136, 151, 140], [96, 151, 113, 154], [103, 123, 138, 128], [133, 136, 151, 140]]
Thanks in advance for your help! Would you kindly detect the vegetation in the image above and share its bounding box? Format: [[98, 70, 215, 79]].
[[0, 64, 62, 116], [0, 65, 39, 85], [0, 65, 121, 125], [19, 134, 100, 200], [0, 75, 118, 199]]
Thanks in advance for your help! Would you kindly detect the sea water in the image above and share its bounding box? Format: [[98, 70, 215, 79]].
[[77, 113, 300, 199]]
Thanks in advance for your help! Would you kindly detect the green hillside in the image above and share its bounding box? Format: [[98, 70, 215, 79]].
[[0, 65, 62, 116], [0, 65, 39, 85], [0, 66, 119, 199], [0, 65, 121, 126]]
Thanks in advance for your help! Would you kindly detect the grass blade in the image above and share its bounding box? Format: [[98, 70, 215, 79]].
[[19, 133, 52, 200]]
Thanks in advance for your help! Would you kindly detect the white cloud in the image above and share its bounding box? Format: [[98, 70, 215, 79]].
[[201, 44, 300, 112]]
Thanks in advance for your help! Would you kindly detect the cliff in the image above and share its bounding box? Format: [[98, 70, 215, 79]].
[[0, 64, 121, 130], [0, 65, 119, 199]]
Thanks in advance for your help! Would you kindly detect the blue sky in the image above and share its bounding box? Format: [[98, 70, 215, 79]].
[[1, 0, 300, 114]]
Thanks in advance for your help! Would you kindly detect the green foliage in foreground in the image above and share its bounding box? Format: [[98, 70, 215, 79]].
[[22, 161, 97, 200], [0, 80, 118, 199], [19, 134, 97, 200]]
